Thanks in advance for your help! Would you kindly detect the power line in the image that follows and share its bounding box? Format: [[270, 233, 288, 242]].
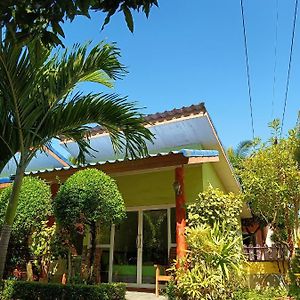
[[271, 0, 279, 120], [280, 0, 299, 136], [240, 0, 255, 140]]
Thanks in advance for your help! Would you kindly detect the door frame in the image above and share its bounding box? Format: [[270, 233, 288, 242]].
[[106, 204, 175, 288]]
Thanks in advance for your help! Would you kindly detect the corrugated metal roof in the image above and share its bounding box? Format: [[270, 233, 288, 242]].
[[0, 178, 11, 184], [25, 149, 218, 176]]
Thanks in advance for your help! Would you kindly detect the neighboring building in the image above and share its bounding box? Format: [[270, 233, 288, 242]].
[[18, 103, 251, 287]]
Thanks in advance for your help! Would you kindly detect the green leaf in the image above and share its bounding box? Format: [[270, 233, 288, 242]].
[[51, 21, 65, 38], [122, 5, 134, 33]]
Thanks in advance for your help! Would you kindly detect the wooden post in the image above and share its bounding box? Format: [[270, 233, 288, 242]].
[[175, 166, 187, 260]]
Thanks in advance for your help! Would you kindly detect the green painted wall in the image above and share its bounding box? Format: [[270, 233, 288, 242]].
[[114, 165, 203, 208], [202, 163, 225, 192]]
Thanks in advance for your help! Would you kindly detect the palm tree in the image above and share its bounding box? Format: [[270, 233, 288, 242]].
[[0, 42, 153, 278], [227, 140, 253, 170]]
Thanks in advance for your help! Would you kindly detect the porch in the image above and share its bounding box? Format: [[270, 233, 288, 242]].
[[33, 149, 231, 287], [126, 291, 166, 300]]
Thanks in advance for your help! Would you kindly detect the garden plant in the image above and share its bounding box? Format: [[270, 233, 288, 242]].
[[0, 40, 153, 279], [54, 169, 126, 283]]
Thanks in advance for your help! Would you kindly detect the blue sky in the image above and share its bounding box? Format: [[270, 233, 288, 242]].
[[60, 0, 300, 149]]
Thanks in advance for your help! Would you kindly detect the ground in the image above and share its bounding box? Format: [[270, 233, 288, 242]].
[[126, 291, 167, 300]]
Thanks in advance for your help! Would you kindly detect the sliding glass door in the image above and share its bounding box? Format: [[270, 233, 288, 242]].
[[109, 206, 175, 286], [142, 209, 168, 284], [112, 211, 139, 283]]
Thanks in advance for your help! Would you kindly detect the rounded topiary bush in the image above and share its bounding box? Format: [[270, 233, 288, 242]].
[[54, 169, 126, 282], [0, 176, 53, 236], [0, 176, 53, 271], [54, 168, 125, 227]]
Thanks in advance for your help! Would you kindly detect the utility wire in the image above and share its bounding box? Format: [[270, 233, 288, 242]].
[[271, 0, 279, 120], [280, 0, 299, 137], [240, 0, 255, 140]]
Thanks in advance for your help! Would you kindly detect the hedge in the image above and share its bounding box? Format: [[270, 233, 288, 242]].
[[0, 281, 126, 300]]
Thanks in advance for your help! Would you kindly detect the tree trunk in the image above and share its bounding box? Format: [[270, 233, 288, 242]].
[[294, 199, 300, 248], [0, 167, 25, 279], [67, 250, 72, 281], [284, 207, 294, 257], [26, 261, 34, 281], [88, 222, 96, 282]]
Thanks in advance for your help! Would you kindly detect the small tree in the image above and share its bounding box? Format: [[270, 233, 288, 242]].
[[0, 177, 52, 278], [54, 168, 126, 282]]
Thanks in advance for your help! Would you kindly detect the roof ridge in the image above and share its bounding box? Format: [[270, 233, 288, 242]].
[[90, 102, 206, 136]]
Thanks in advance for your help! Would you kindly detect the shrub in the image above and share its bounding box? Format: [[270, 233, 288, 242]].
[[187, 187, 243, 232], [167, 188, 245, 299], [0, 280, 126, 300], [165, 280, 177, 300], [232, 287, 288, 300], [289, 248, 300, 299], [0, 177, 53, 273], [54, 169, 126, 282], [170, 222, 245, 300], [54, 169, 126, 228]]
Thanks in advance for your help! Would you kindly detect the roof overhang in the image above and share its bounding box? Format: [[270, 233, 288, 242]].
[[27, 149, 219, 183]]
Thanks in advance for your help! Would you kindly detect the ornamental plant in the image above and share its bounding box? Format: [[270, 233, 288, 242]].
[[54, 168, 126, 283], [170, 222, 245, 300], [0, 41, 152, 279], [0, 177, 52, 277], [187, 186, 243, 233], [167, 188, 245, 299]]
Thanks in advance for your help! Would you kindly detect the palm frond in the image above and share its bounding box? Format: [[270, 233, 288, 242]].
[[33, 93, 153, 162], [0, 41, 152, 172], [235, 140, 253, 158], [42, 42, 126, 104]]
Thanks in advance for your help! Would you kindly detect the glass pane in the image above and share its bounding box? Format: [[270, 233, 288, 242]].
[[99, 224, 111, 245], [171, 207, 176, 244], [142, 209, 168, 284], [112, 211, 138, 283], [100, 249, 110, 283]]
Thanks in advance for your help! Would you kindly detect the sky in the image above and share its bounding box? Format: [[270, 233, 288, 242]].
[[60, 0, 300, 149]]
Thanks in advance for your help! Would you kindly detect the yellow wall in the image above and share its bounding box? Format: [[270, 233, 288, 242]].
[[202, 163, 225, 191], [244, 261, 288, 275], [113, 165, 203, 208]]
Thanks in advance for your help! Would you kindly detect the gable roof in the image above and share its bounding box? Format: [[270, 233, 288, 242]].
[[61, 102, 240, 194]]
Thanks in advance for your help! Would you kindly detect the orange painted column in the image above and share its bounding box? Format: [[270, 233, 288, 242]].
[[175, 166, 187, 260]]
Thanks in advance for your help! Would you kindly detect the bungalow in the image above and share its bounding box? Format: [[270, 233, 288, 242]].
[[20, 103, 251, 288]]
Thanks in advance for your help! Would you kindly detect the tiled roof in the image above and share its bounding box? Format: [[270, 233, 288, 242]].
[[25, 149, 218, 176], [89, 102, 206, 136]]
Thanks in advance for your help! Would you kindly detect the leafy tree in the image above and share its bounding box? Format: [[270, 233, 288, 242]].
[[0, 42, 153, 279], [0, 0, 159, 46], [0, 177, 52, 277], [54, 168, 126, 282], [239, 126, 300, 254]]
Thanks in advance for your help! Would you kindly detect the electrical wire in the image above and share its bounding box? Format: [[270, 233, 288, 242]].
[[240, 0, 255, 140], [271, 0, 279, 120], [280, 0, 299, 136]]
